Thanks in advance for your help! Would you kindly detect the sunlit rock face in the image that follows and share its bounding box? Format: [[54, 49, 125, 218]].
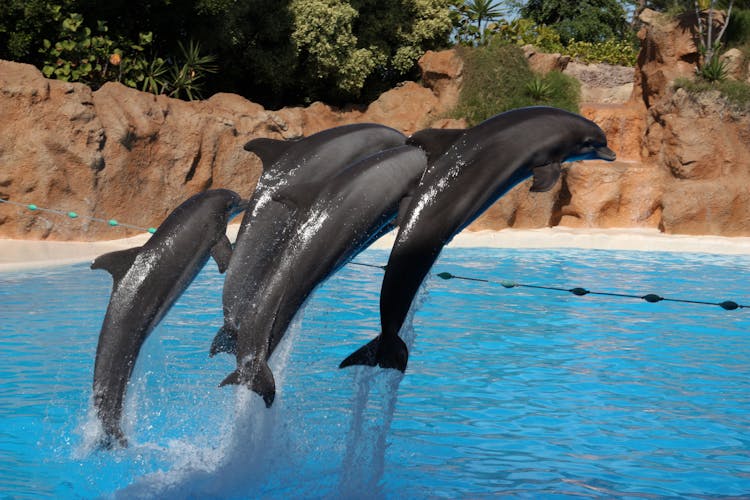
[[2, 20, 750, 240]]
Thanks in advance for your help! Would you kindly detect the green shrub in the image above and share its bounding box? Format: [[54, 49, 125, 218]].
[[452, 43, 580, 126], [39, 8, 161, 91], [38, 7, 217, 100], [673, 77, 750, 111], [489, 18, 639, 67], [564, 38, 639, 66]]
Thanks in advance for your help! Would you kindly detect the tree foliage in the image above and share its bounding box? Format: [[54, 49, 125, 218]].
[[0, 0, 455, 106], [521, 0, 631, 43]]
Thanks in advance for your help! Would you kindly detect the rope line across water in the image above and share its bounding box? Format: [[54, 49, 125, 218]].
[[436, 271, 747, 311], [350, 262, 746, 311], [0, 198, 157, 234]]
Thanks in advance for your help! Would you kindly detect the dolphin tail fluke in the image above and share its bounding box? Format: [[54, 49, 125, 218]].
[[210, 324, 238, 356], [219, 361, 276, 408], [339, 337, 380, 369], [97, 424, 128, 450], [377, 335, 409, 372], [219, 370, 240, 387], [339, 335, 408, 372]]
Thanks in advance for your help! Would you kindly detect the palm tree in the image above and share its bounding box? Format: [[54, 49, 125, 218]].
[[464, 0, 505, 35]]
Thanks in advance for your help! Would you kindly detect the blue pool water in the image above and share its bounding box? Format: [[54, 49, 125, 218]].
[[1, 247, 750, 499]]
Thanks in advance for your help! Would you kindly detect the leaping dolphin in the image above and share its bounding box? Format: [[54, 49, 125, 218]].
[[213, 124, 406, 357], [91, 189, 245, 448], [340, 106, 617, 372], [220, 145, 428, 406]]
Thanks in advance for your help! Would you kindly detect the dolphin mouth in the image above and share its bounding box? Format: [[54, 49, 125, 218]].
[[595, 146, 616, 161]]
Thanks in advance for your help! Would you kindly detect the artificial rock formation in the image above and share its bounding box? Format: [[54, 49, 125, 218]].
[[1, 9, 750, 241], [0, 56, 457, 240]]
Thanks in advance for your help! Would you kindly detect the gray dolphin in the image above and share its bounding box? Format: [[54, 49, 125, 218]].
[[91, 189, 245, 448], [212, 124, 406, 357], [340, 106, 616, 372], [220, 145, 428, 406]]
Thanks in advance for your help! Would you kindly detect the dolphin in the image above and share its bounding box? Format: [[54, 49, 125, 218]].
[[212, 123, 406, 357], [219, 145, 428, 406], [91, 189, 245, 449], [340, 106, 617, 372]]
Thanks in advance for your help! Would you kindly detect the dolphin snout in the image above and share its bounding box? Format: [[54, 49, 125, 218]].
[[595, 146, 616, 161]]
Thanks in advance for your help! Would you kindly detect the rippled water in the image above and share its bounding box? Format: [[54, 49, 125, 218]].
[[1, 247, 749, 499]]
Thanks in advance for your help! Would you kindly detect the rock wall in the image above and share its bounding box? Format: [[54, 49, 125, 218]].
[[2, 12, 750, 241], [0, 52, 461, 240]]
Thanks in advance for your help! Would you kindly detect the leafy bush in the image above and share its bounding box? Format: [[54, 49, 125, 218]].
[[38, 7, 217, 100], [39, 9, 156, 89], [564, 38, 639, 66], [452, 43, 580, 126], [491, 18, 566, 52], [2, 0, 455, 106], [489, 18, 639, 66]]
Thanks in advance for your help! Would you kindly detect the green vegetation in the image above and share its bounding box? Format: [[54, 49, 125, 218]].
[[674, 76, 750, 111], [452, 43, 580, 126], [0, 0, 455, 105], [725, 8, 750, 54], [0, 0, 675, 107], [520, 0, 630, 44], [487, 18, 639, 66]]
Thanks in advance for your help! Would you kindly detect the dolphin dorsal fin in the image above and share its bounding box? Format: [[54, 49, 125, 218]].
[[90, 246, 141, 283], [243, 138, 297, 170], [407, 129, 465, 163]]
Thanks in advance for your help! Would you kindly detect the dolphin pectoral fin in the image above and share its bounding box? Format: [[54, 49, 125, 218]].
[[339, 336, 382, 369], [210, 325, 237, 356], [91, 246, 141, 283], [530, 162, 561, 192], [210, 235, 233, 273]]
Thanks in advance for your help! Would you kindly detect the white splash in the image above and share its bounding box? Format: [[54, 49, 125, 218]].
[[111, 310, 307, 499]]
